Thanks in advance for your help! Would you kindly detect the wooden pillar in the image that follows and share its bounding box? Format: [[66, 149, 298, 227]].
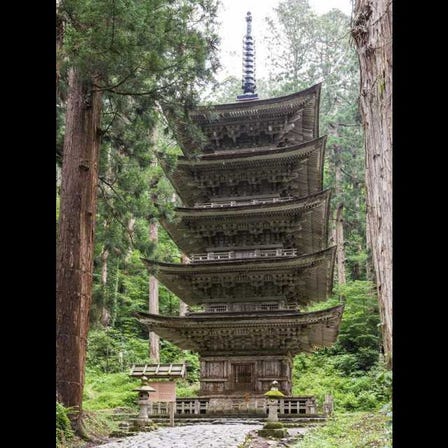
[[168, 401, 175, 427]]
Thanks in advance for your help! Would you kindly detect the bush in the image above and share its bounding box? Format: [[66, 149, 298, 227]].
[[312, 281, 381, 375], [56, 402, 74, 447], [292, 354, 391, 411], [176, 380, 200, 397]]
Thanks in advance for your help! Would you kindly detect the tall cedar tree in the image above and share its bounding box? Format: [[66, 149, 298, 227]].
[[56, 0, 218, 427], [351, 0, 392, 367]]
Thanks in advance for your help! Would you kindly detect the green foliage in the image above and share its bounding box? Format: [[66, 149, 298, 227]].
[[328, 281, 381, 373], [176, 380, 200, 398], [86, 328, 149, 373], [56, 402, 74, 447], [81, 410, 120, 440], [59, 0, 219, 92], [305, 281, 381, 374], [293, 281, 389, 411], [292, 354, 391, 411], [83, 369, 200, 410], [291, 410, 392, 448], [83, 371, 140, 411], [159, 340, 200, 383]]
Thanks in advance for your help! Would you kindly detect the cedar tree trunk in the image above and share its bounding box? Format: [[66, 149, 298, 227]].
[[56, 68, 103, 419], [351, 0, 392, 367]]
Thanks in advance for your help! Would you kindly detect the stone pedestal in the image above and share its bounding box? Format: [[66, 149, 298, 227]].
[[138, 399, 149, 421], [267, 399, 279, 422]]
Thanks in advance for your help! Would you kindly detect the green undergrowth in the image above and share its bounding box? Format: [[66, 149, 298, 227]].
[[79, 410, 119, 440], [56, 402, 74, 447], [83, 370, 140, 411], [175, 379, 200, 397], [57, 402, 118, 448], [292, 354, 391, 411], [84, 369, 200, 410], [293, 407, 392, 448]]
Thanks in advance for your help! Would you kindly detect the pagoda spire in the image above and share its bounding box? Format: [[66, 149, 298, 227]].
[[237, 11, 259, 101]]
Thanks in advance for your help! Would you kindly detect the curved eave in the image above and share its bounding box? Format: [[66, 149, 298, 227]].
[[176, 84, 321, 155], [159, 189, 331, 254], [137, 303, 343, 356], [191, 84, 321, 119], [142, 246, 336, 306], [176, 136, 326, 164]]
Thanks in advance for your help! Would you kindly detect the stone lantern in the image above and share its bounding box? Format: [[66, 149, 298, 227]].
[[264, 380, 284, 422], [258, 380, 289, 439], [133, 376, 155, 422]]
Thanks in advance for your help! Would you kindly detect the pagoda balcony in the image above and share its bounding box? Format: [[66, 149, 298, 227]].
[[190, 248, 297, 263], [160, 189, 331, 255], [143, 246, 336, 308], [194, 196, 294, 209], [161, 137, 326, 207]]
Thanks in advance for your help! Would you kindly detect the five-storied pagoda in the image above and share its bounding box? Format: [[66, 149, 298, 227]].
[[138, 12, 343, 411]]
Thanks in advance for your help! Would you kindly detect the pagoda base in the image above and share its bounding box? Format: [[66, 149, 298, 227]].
[[199, 354, 292, 396]]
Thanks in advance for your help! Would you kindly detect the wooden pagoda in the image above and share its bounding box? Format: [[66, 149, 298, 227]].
[[138, 12, 343, 407]]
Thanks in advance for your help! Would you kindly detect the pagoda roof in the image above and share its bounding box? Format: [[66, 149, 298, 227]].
[[175, 84, 321, 155], [160, 189, 331, 255], [143, 246, 335, 307], [137, 304, 344, 356], [163, 137, 326, 206]]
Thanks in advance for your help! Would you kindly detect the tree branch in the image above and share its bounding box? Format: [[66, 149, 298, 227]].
[[98, 182, 136, 247]]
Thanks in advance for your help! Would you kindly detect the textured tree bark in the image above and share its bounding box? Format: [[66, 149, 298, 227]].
[[100, 246, 111, 326], [335, 203, 346, 285], [56, 4, 64, 100], [149, 221, 160, 361], [56, 68, 103, 419], [352, 0, 392, 367], [331, 142, 346, 285]]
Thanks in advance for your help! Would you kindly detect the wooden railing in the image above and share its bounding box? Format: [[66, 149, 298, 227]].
[[195, 196, 293, 208], [147, 396, 318, 416], [191, 248, 297, 262], [148, 399, 210, 416], [279, 397, 317, 415]]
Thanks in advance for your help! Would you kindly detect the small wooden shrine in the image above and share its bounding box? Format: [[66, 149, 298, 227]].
[[138, 11, 343, 408]]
